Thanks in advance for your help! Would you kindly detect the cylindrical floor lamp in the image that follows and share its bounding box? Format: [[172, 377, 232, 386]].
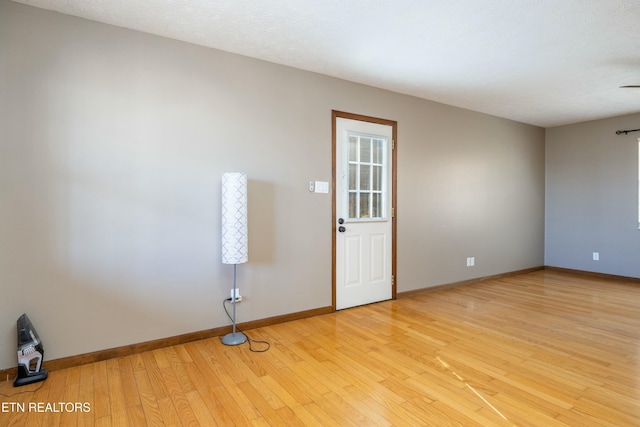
[[221, 172, 248, 346]]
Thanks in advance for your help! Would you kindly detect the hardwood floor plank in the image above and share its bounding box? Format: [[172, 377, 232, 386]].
[[274, 360, 331, 399], [118, 356, 141, 408], [3, 270, 640, 425], [568, 398, 636, 427], [94, 415, 111, 427], [126, 405, 146, 427], [106, 358, 128, 426], [207, 383, 253, 425], [290, 402, 332, 427], [487, 376, 569, 418], [236, 381, 286, 425], [208, 364, 260, 422], [264, 364, 318, 405], [130, 354, 145, 372], [259, 374, 305, 409], [60, 366, 80, 427], [156, 397, 181, 427], [139, 351, 168, 401], [402, 396, 485, 427], [490, 391, 566, 427], [345, 383, 429, 427], [165, 347, 196, 395], [184, 389, 217, 426], [311, 392, 378, 427], [159, 366, 198, 427], [133, 367, 164, 426], [77, 363, 95, 427], [182, 341, 223, 390], [91, 361, 110, 421], [304, 401, 338, 427], [555, 408, 622, 427], [574, 395, 640, 426]]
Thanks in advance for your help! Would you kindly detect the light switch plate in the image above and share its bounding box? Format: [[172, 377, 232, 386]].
[[314, 181, 329, 193]]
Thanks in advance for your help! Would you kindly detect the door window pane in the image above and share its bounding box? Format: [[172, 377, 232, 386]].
[[372, 138, 384, 164], [349, 164, 357, 190], [349, 136, 358, 162], [372, 193, 381, 218], [360, 137, 371, 163], [359, 137, 371, 163], [359, 193, 370, 218], [346, 132, 387, 220], [360, 165, 370, 191], [349, 193, 357, 218], [372, 165, 381, 191]]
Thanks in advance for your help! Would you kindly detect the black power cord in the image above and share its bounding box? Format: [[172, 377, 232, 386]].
[[221, 298, 270, 353], [0, 381, 45, 397]]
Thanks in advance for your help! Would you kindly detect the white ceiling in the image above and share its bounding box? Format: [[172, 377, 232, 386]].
[[13, 0, 640, 127]]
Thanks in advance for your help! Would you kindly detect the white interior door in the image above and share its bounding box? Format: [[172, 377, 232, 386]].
[[335, 117, 393, 310]]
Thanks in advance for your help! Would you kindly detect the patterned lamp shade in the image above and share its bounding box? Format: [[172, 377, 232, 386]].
[[221, 172, 248, 264]]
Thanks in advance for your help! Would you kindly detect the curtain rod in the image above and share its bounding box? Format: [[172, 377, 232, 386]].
[[615, 128, 640, 135]]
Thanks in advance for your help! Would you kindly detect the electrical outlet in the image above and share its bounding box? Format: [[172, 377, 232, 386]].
[[230, 289, 242, 302], [593, 252, 599, 261], [466, 257, 475, 267]]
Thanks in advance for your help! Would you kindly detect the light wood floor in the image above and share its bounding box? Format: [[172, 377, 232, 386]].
[[2, 270, 640, 426]]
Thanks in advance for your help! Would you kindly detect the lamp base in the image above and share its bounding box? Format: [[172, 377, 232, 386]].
[[221, 332, 247, 346]]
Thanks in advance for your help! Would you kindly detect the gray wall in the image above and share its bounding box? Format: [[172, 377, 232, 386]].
[[546, 113, 640, 277], [0, 0, 545, 370]]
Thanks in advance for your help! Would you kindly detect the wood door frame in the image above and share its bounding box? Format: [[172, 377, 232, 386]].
[[332, 110, 398, 310]]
